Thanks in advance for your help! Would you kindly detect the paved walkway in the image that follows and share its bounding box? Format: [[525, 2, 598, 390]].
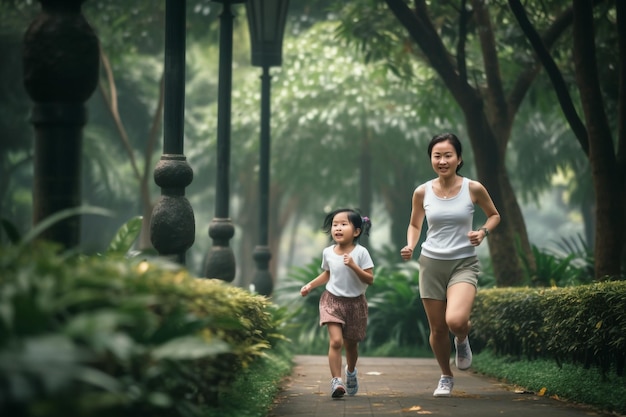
[[268, 355, 616, 417]]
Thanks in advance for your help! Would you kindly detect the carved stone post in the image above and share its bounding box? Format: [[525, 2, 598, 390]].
[[23, 0, 99, 248], [150, 0, 195, 264], [203, 0, 245, 281]]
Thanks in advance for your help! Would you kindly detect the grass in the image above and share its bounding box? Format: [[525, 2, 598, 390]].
[[473, 350, 626, 415], [203, 342, 293, 417]]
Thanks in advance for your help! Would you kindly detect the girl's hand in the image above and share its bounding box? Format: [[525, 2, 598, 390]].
[[400, 246, 414, 261], [343, 253, 355, 267], [300, 284, 312, 297]]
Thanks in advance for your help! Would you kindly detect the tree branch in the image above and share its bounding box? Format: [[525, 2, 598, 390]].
[[472, 0, 508, 127], [98, 48, 142, 181], [382, 0, 478, 108], [457, 0, 469, 83], [508, 0, 589, 155], [142, 73, 165, 186]]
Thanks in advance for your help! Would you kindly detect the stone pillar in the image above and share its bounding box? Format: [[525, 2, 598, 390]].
[[150, 0, 195, 264], [203, 0, 245, 281], [23, 0, 99, 248]]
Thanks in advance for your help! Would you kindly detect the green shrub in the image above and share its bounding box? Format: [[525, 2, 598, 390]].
[[364, 264, 428, 353], [0, 242, 284, 417], [472, 282, 626, 376]]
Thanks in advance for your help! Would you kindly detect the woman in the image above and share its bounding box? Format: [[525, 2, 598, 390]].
[[400, 133, 500, 397]]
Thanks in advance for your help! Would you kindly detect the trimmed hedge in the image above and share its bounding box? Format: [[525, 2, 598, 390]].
[[472, 281, 626, 376], [0, 243, 284, 417]]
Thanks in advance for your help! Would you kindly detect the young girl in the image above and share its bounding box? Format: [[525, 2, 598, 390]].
[[400, 133, 500, 397], [300, 208, 374, 398]]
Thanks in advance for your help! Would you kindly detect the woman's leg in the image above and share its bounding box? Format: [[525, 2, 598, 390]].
[[445, 282, 476, 340], [422, 298, 453, 377], [327, 323, 344, 378]]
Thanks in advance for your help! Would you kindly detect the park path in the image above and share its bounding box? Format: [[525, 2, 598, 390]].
[[268, 355, 613, 417]]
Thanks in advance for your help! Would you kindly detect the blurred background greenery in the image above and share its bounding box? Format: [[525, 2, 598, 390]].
[[2, 0, 609, 289]]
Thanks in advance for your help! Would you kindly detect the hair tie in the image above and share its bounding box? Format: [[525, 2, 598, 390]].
[[362, 216, 370, 223]]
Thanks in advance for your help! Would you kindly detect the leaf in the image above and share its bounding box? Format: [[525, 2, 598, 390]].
[[107, 216, 143, 255], [1, 217, 21, 244], [151, 336, 230, 361], [19, 206, 115, 247]]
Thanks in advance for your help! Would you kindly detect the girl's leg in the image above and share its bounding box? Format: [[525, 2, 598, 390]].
[[422, 298, 453, 377], [445, 282, 476, 340], [344, 338, 358, 372], [327, 323, 344, 378]]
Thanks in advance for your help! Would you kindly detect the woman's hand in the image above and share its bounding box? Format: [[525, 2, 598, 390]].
[[467, 230, 486, 246], [400, 246, 414, 261]]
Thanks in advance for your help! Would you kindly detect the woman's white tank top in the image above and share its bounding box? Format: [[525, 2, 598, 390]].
[[420, 177, 476, 260]]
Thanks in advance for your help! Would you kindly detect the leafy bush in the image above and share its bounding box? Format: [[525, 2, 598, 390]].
[[472, 282, 626, 376], [273, 258, 329, 354], [0, 242, 284, 417], [364, 264, 429, 353]]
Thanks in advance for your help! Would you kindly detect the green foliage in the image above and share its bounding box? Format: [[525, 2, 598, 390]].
[[204, 341, 293, 417], [0, 242, 285, 417], [273, 259, 328, 354], [0, 217, 20, 244], [105, 216, 143, 255], [517, 235, 595, 287], [364, 264, 428, 353], [473, 350, 626, 415], [472, 282, 626, 377]]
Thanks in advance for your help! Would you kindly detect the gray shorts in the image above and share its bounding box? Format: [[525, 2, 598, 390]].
[[319, 290, 368, 341], [418, 255, 479, 300]]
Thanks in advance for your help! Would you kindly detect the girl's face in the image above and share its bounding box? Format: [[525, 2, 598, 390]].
[[431, 140, 461, 176], [331, 212, 360, 245]]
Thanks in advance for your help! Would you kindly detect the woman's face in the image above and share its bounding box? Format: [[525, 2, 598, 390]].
[[430, 140, 461, 176]]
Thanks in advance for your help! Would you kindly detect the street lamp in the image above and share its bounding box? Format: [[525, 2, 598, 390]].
[[246, 0, 289, 296], [150, 0, 195, 264], [203, 0, 246, 281]]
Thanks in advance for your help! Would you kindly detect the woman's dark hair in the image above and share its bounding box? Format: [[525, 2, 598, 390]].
[[322, 208, 372, 243], [427, 132, 464, 173]]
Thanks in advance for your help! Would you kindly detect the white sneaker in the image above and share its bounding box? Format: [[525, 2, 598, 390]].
[[433, 375, 454, 397], [455, 336, 472, 370], [345, 365, 358, 395], [331, 377, 346, 398]]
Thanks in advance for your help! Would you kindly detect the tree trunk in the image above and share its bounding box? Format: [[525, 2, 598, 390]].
[[573, 0, 625, 280], [464, 104, 526, 286], [383, 160, 421, 255]]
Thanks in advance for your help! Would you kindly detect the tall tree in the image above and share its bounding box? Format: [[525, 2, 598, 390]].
[[334, 0, 581, 286], [509, 0, 624, 280]]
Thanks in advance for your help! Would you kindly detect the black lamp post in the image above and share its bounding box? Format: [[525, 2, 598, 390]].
[[204, 0, 246, 281], [246, 0, 289, 296], [150, 0, 195, 264]]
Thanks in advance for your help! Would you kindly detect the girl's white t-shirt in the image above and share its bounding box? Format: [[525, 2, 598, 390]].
[[322, 244, 374, 297]]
